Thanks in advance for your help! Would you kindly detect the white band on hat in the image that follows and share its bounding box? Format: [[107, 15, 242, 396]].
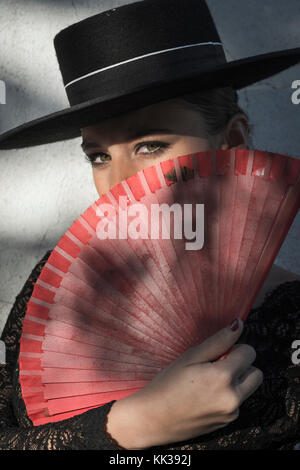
[[65, 41, 223, 89]]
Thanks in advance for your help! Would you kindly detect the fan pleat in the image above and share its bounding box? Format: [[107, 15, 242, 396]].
[[136, 190, 200, 340], [45, 285, 174, 361], [43, 380, 149, 399], [86, 239, 188, 350], [94, 236, 191, 346], [153, 183, 203, 334], [73, 246, 185, 352]]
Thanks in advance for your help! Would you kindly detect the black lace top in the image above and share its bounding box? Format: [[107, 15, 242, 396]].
[[0, 249, 300, 450]]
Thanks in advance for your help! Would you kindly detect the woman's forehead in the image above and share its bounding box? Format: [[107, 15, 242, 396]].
[[80, 98, 203, 140]]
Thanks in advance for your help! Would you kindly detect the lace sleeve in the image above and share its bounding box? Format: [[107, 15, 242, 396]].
[[0, 401, 124, 450], [0, 250, 124, 450]]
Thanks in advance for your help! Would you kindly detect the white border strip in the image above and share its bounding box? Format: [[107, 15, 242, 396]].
[[65, 41, 223, 89]]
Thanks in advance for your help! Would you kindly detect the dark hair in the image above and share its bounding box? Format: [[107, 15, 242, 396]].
[[177, 86, 252, 143]]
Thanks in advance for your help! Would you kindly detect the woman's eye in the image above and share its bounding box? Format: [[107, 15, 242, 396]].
[[84, 153, 111, 167], [136, 141, 169, 155]]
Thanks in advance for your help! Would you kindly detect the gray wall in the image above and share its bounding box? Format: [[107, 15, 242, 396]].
[[0, 0, 300, 335]]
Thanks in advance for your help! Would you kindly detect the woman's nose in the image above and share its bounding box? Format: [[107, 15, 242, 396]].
[[108, 154, 137, 190]]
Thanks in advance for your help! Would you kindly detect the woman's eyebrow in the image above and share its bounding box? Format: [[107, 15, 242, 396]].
[[81, 140, 99, 151], [80, 128, 175, 151]]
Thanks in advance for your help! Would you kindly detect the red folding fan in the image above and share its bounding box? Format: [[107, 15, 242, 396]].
[[19, 149, 300, 426]]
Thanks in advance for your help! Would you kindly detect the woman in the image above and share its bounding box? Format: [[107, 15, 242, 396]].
[[1, 0, 300, 450]]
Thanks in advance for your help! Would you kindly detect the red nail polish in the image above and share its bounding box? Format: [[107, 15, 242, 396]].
[[230, 318, 239, 331], [217, 353, 229, 361], [216, 346, 233, 362]]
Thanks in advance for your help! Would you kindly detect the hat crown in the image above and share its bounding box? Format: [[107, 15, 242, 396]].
[[54, 0, 225, 102]]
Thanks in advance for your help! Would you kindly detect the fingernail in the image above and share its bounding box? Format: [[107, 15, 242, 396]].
[[229, 318, 240, 331]]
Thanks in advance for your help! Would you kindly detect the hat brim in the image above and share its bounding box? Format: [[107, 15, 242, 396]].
[[1, 47, 300, 150]]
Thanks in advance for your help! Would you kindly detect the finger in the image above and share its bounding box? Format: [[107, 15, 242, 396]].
[[215, 342, 248, 362], [234, 366, 263, 402], [215, 343, 256, 379], [184, 318, 244, 365], [215, 346, 234, 362]]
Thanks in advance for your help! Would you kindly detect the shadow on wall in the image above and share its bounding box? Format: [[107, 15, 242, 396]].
[[0, 77, 65, 134]]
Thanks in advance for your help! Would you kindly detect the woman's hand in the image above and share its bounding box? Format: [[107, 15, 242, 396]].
[[106, 318, 263, 449]]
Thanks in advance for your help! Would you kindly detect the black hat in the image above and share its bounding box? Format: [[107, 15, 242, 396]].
[[1, 0, 300, 150]]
